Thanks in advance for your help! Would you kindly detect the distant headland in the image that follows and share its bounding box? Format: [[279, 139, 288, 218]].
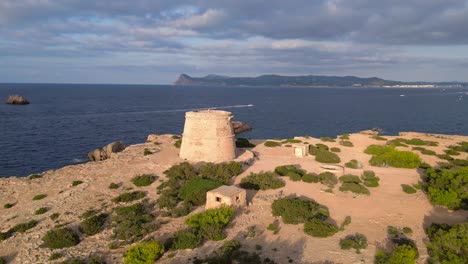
[[174, 74, 466, 88]]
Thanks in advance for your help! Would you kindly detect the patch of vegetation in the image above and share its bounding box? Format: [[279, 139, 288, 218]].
[[29, 174, 43, 179], [185, 206, 235, 241], [330, 147, 341, 153], [143, 148, 153, 156], [402, 227, 413, 234], [264, 141, 281, 147], [412, 147, 436, 156], [422, 166, 468, 210], [9, 220, 39, 235], [345, 159, 362, 169], [451, 159, 468, 167], [437, 154, 454, 161], [3, 203, 15, 209], [361, 170, 380, 187], [365, 145, 421, 168], [49, 252, 63, 260], [35, 207, 49, 215], [282, 138, 302, 144], [401, 184, 417, 194], [174, 139, 182, 148], [340, 216, 352, 230], [123, 240, 165, 264], [80, 209, 97, 219], [425, 222, 467, 264], [340, 140, 354, 147], [236, 138, 255, 148], [387, 139, 409, 147], [169, 228, 202, 249], [111, 191, 146, 203], [274, 165, 306, 181], [339, 134, 350, 140], [180, 178, 223, 205], [339, 182, 370, 195], [267, 220, 279, 234], [444, 149, 460, 156], [318, 172, 338, 188], [108, 182, 120, 189], [302, 173, 320, 183], [340, 233, 368, 252], [50, 213, 60, 220], [193, 239, 268, 264], [320, 137, 336, 142], [240, 171, 285, 190], [271, 197, 329, 224], [372, 135, 388, 141], [80, 213, 108, 236], [447, 141, 468, 152], [198, 162, 243, 185], [339, 174, 361, 183], [42, 227, 80, 249], [376, 226, 419, 264], [304, 218, 339, 237], [314, 148, 341, 164], [131, 174, 157, 187], [396, 138, 438, 146], [33, 194, 47, 200], [112, 201, 157, 243], [61, 258, 85, 264], [72, 180, 83, 186]]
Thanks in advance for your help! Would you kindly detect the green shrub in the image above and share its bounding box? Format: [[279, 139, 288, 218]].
[[275, 165, 305, 177], [282, 139, 302, 144], [264, 141, 280, 147], [170, 228, 202, 249], [35, 207, 49, 215], [236, 138, 255, 148], [240, 171, 285, 190], [304, 219, 339, 237], [330, 147, 341, 153], [387, 139, 408, 147], [373, 135, 388, 141], [387, 244, 418, 264], [42, 227, 80, 249], [316, 143, 329, 150], [398, 138, 438, 146], [340, 233, 368, 252], [88, 255, 106, 264], [112, 202, 156, 243], [423, 166, 468, 210], [361, 170, 380, 187], [448, 141, 468, 152], [123, 240, 164, 264], [318, 172, 338, 187], [198, 162, 243, 185], [286, 171, 302, 181], [339, 134, 350, 140], [174, 139, 182, 148], [320, 137, 336, 142], [339, 175, 361, 183], [50, 213, 60, 220], [180, 178, 223, 205], [402, 227, 413, 234], [29, 174, 43, 179], [426, 222, 467, 263], [185, 206, 235, 241], [11, 220, 39, 233], [401, 184, 417, 194], [412, 147, 436, 156], [271, 197, 329, 224], [365, 145, 421, 168], [339, 182, 370, 195], [49, 252, 63, 260], [302, 173, 320, 183], [315, 149, 341, 164], [437, 154, 454, 161], [387, 226, 399, 236], [3, 203, 15, 209], [109, 182, 120, 189], [80, 213, 108, 236], [80, 209, 97, 219], [72, 180, 83, 186], [61, 258, 85, 264], [131, 174, 157, 187], [340, 216, 352, 230], [452, 159, 468, 166], [169, 202, 193, 218], [345, 159, 362, 169], [33, 194, 47, 200], [267, 221, 279, 234], [112, 191, 146, 203], [340, 140, 354, 147]]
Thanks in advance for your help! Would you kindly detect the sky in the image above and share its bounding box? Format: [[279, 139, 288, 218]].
[[1, 0, 468, 84]]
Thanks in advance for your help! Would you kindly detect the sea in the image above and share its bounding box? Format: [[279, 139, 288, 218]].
[[1, 83, 468, 177]]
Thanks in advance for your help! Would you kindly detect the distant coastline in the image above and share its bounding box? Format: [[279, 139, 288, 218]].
[[173, 74, 466, 88]]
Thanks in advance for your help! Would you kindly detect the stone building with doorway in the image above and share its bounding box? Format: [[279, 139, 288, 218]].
[[206, 185, 247, 209]]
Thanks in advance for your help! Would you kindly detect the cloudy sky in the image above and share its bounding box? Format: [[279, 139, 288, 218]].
[[1, 0, 468, 84]]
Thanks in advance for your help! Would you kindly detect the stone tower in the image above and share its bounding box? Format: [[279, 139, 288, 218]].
[[179, 110, 236, 162]]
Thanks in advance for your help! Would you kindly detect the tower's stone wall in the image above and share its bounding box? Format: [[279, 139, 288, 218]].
[[179, 110, 236, 162]]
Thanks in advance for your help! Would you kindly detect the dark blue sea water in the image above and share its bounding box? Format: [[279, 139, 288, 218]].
[[1, 83, 468, 177]]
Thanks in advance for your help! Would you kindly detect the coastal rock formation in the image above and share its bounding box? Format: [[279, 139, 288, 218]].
[[87, 141, 126, 161], [6, 95, 30, 105], [232, 121, 252, 134]]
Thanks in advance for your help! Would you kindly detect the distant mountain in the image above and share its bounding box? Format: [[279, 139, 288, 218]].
[[173, 74, 402, 87], [174, 74, 466, 87]]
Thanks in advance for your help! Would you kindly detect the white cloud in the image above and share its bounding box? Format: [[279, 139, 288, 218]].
[[170, 9, 226, 29]]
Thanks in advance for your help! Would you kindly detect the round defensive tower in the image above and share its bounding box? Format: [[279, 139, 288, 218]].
[[179, 110, 236, 162]]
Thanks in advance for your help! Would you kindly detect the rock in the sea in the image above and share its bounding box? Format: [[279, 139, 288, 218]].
[[6, 95, 30, 105], [87, 141, 126, 161], [232, 121, 252, 134]]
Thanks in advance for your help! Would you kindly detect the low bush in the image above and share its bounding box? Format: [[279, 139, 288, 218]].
[[3, 203, 15, 209], [282, 139, 302, 144], [451, 159, 468, 166], [373, 135, 388, 141], [437, 154, 454, 161], [402, 227, 413, 234], [339, 134, 350, 140], [169, 228, 202, 249], [345, 159, 362, 169], [271, 197, 329, 224], [264, 141, 280, 147], [50, 213, 60, 220], [275, 165, 305, 176], [236, 138, 255, 148], [11, 220, 39, 233], [448, 141, 468, 152], [444, 149, 460, 156], [302, 173, 320, 183], [401, 184, 417, 194], [397, 138, 438, 146], [33, 194, 47, 200], [123, 240, 165, 264], [29, 174, 43, 179], [318, 172, 338, 187], [267, 221, 279, 234], [198, 162, 243, 185], [180, 178, 223, 205], [80, 213, 108, 236], [112, 191, 146, 203], [42, 227, 80, 249], [49, 252, 63, 260], [112, 202, 156, 243], [315, 148, 341, 164], [340, 233, 368, 252], [387, 139, 408, 147], [320, 137, 336, 142], [423, 166, 468, 210], [72, 180, 83, 186], [185, 206, 235, 241], [339, 182, 370, 195], [340, 140, 354, 147], [35, 207, 49, 215], [240, 171, 285, 190], [365, 145, 421, 168], [143, 148, 153, 156], [174, 139, 182, 148], [340, 216, 352, 230], [426, 222, 467, 263], [304, 219, 339, 237], [108, 182, 120, 189], [361, 170, 380, 187], [339, 175, 361, 183], [61, 258, 85, 264], [330, 147, 341, 153], [412, 147, 436, 156], [169, 202, 193, 218], [131, 174, 157, 187]]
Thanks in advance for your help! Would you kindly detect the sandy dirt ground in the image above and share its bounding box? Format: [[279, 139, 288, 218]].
[[1, 132, 467, 264]]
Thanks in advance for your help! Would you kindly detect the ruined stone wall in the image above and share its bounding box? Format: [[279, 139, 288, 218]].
[[179, 110, 236, 162]]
